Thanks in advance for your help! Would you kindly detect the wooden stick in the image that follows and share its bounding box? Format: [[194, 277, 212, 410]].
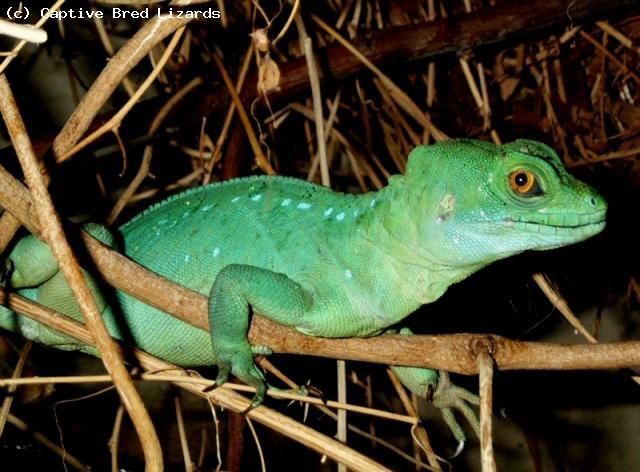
[[478, 352, 496, 472], [0, 75, 163, 471]]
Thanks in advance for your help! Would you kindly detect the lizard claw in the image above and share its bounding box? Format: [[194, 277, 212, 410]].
[[1, 258, 13, 285], [452, 439, 465, 458], [215, 363, 231, 387], [392, 364, 480, 450], [432, 371, 480, 445]]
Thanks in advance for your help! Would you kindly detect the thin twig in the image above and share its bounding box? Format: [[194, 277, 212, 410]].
[[7, 413, 88, 471], [212, 51, 275, 175], [57, 27, 187, 162], [0, 341, 32, 437], [53, 13, 194, 160], [0, 289, 390, 471]]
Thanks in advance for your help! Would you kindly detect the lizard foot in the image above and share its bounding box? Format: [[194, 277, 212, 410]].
[[213, 342, 268, 409], [432, 370, 480, 453]]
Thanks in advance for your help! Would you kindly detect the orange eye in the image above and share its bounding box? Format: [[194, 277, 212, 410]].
[[509, 170, 540, 196]]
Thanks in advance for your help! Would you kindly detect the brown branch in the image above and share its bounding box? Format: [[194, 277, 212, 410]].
[[0, 289, 389, 472], [0, 75, 163, 470], [1, 162, 640, 375], [182, 0, 640, 123]]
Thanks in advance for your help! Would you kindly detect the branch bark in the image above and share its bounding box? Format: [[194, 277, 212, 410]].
[[1, 163, 640, 375]]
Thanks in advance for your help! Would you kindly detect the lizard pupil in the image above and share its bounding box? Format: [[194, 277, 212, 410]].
[[515, 173, 528, 187]]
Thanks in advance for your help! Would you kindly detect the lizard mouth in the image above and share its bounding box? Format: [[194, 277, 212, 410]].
[[503, 210, 606, 236]]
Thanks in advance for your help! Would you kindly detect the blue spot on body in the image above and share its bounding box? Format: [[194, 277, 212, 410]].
[[200, 203, 215, 212], [297, 202, 311, 210], [251, 194, 263, 202], [182, 210, 191, 219], [281, 198, 291, 207], [370, 199, 377, 207], [336, 212, 345, 221], [184, 254, 191, 262], [232, 196, 241, 203], [324, 207, 334, 216], [213, 247, 220, 257], [345, 269, 353, 279]]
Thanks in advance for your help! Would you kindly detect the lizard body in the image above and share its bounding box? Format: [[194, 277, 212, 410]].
[[0, 139, 607, 442]]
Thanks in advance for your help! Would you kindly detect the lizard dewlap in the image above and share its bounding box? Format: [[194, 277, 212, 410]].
[[0, 139, 606, 443]]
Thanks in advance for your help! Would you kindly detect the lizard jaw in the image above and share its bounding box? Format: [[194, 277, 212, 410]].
[[502, 209, 606, 238]]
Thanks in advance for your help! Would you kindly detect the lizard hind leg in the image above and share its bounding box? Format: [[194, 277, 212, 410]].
[[209, 264, 313, 408], [389, 328, 480, 452]]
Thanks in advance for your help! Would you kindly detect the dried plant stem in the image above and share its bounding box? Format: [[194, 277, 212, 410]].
[[0, 212, 22, 252], [308, 89, 342, 181], [0, 340, 32, 437], [533, 273, 640, 387], [207, 43, 254, 183], [92, 15, 136, 97], [273, 0, 301, 44], [109, 404, 125, 472], [212, 52, 275, 175], [0, 372, 417, 425], [53, 14, 194, 160], [175, 395, 195, 472], [311, 14, 447, 141], [0, 75, 163, 471], [532, 273, 597, 342], [0, 19, 47, 44], [596, 21, 640, 54], [107, 76, 204, 225], [387, 370, 443, 471], [296, 14, 331, 187], [478, 352, 496, 472], [0, 0, 65, 75], [256, 359, 430, 467], [459, 57, 484, 110], [579, 30, 640, 85]]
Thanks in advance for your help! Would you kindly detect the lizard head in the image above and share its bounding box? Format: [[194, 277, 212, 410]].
[[401, 139, 607, 268]]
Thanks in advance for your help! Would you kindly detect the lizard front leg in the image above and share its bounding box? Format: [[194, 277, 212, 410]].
[[209, 264, 313, 407]]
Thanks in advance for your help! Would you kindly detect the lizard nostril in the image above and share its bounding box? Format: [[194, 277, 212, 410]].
[[587, 196, 597, 207]]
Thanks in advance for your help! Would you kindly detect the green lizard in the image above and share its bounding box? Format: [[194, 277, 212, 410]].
[[0, 139, 606, 445]]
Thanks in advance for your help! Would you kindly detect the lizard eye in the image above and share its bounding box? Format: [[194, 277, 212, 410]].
[[509, 169, 542, 197]]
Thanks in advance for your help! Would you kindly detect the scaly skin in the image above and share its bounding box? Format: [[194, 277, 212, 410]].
[[0, 139, 607, 443]]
